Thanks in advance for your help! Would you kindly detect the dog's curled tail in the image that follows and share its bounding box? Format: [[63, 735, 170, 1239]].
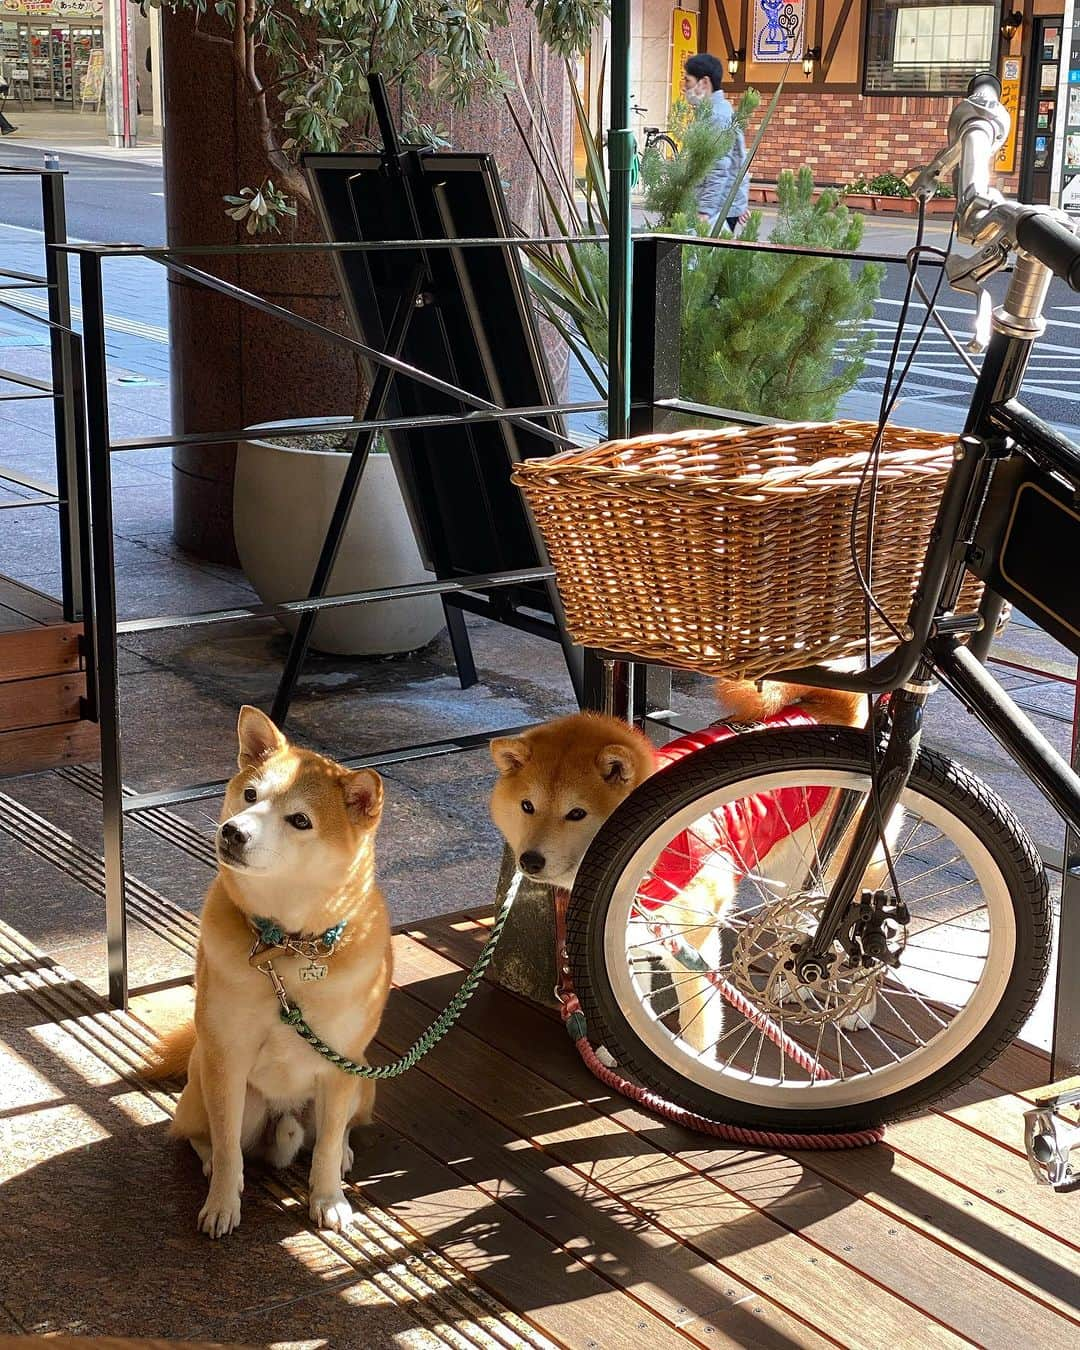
[[716, 675, 864, 730], [143, 1016, 195, 1081]]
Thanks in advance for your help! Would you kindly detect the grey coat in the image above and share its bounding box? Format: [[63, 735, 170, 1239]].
[[696, 90, 749, 221]]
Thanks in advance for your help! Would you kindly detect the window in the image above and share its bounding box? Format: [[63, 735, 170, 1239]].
[[864, 1, 999, 95]]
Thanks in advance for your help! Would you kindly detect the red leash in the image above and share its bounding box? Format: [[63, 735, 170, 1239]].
[[552, 889, 885, 1151]]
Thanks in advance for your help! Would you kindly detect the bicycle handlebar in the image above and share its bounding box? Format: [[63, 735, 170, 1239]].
[[1016, 210, 1080, 291], [907, 74, 1080, 296]]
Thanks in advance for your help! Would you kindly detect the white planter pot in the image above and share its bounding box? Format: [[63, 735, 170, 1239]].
[[234, 434, 445, 657]]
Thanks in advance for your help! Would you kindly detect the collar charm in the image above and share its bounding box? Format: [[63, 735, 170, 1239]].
[[248, 916, 348, 988]]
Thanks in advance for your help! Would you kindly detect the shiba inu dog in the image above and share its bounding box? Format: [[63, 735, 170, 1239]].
[[490, 678, 864, 892], [152, 706, 392, 1238], [490, 678, 877, 1054]]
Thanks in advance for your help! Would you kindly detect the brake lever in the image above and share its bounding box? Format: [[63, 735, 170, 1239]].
[[946, 240, 1008, 352]]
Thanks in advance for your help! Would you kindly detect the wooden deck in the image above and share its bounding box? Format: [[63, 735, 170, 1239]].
[[2, 903, 1078, 1347], [366, 909, 1080, 1349], [0, 577, 98, 776]]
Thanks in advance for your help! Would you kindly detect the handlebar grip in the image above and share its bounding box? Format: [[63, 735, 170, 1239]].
[[966, 73, 1002, 101], [1016, 212, 1080, 290]]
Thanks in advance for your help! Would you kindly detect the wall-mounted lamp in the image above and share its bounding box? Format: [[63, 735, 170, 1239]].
[[802, 47, 821, 78], [999, 11, 1023, 43], [728, 49, 744, 77]]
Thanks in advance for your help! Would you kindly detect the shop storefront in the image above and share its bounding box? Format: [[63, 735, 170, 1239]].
[[695, 1, 1066, 197], [0, 0, 104, 110], [1, 0, 160, 143]]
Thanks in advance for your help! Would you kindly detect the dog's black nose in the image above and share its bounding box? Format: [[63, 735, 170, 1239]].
[[221, 820, 249, 849], [519, 850, 546, 876]]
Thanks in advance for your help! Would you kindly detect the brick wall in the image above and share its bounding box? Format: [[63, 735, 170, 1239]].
[[747, 89, 1021, 193]]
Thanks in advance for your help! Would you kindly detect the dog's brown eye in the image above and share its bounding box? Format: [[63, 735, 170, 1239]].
[[243, 787, 257, 804], [565, 807, 587, 822], [287, 813, 312, 830], [521, 799, 534, 814]]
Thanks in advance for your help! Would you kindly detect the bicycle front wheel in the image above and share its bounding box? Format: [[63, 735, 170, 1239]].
[[568, 727, 1051, 1131]]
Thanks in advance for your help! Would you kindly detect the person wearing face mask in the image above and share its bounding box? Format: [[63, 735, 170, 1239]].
[[680, 52, 748, 232]]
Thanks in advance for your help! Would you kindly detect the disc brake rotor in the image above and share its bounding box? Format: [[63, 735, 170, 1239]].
[[731, 893, 899, 1028]]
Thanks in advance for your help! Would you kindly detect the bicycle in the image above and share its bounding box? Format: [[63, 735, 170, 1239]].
[[632, 102, 679, 162], [567, 74, 1080, 1133]]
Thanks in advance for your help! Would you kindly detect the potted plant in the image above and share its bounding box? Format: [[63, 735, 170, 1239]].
[[233, 423, 445, 656], [840, 178, 875, 212]]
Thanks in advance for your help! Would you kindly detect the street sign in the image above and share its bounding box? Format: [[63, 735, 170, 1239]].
[[997, 56, 1022, 173], [670, 9, 697, 109]]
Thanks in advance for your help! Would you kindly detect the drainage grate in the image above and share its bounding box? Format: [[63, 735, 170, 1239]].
[[57, 763, 219, 869], [0, 789, 199, 957]]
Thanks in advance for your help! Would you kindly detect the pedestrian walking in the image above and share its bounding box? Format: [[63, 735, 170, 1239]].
[[681, 52, 747, 231]]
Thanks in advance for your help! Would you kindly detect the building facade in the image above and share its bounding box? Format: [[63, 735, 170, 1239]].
[[693, 1, 1065, 200]]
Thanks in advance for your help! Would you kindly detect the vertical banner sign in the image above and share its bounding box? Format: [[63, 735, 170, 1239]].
[[996, 56, 1022, 172], [81, 47, 105, 106], [1063, 14, 1080, 215], [753, 0, 805, 63], [671, 9, 698, 108]]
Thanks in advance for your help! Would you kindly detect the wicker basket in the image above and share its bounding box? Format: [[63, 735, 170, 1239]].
[[513, 421, 982, 681]]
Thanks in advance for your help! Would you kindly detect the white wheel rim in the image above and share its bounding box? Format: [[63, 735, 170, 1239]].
[[604, 767, 1017, 1110]]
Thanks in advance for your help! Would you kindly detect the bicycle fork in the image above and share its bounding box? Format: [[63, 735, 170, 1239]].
[[792, 685, 928, 984]]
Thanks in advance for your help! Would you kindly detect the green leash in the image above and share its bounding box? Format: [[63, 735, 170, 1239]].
[[266, 872, 522, 1079]]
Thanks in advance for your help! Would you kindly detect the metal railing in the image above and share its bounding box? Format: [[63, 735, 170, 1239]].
[[0, 165, 84, 619], [42, 224, 1080, 1079]]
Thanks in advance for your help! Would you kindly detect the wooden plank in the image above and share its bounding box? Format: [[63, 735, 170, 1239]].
[[381, 941, 971, 1349], [0, 624, 81, 682], [389, 933, 1080, 1346], [356, 1117, 716, 1350], [0, 671, 84, 733], [415, 912, 1080, 1244], [756, 1140, 1080, 1326], [368, 1059, 835, 1349], [418, 911, 1059, 1148], [0, 576, 61, 629], [0, 720, 98, 777]]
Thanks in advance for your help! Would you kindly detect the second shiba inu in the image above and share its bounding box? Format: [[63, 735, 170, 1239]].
[[152, 706, 392, 1238], [490, 677, 879, 1054]]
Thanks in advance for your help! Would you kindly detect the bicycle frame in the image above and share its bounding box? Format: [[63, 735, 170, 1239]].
[[770, 284, 1080, 971]]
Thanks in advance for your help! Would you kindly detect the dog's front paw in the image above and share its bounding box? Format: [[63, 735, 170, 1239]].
[[310, 1188, 353, 1232], [198, 1185, 242, 1239]]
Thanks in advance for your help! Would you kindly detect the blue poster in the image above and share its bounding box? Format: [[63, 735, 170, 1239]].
[[753, 0, 804, 64]]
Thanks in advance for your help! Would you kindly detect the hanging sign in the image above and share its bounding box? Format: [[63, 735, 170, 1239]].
[[753, 0, 804, 64], [57, 0, 105, 15], [670, 9, 698, 107], [996, 56, 1022, 173]]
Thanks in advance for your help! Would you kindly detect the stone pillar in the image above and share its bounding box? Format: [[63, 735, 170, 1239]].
[[486, 846, 559, 1007], [161, 6, 361, 564], [160, 6, 569, 564]]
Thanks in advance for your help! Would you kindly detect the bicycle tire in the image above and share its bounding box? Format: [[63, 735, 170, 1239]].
[[648, 134, 679, 162], [567, 727, 1051, 1131]]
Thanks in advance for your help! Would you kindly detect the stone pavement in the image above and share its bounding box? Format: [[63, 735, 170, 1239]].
[[0, 106, 161, 164]]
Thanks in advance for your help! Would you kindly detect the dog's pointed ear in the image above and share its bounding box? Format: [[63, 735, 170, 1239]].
[[597, 743, 641, 786], [490, 736, 531, 775], [343, 768, 384, 823], [237, 705, 287, 769]]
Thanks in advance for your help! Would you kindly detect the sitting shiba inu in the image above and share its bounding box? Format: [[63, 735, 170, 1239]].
[[490, 677, 876, 1056], [151, 707, 392, 1238]]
